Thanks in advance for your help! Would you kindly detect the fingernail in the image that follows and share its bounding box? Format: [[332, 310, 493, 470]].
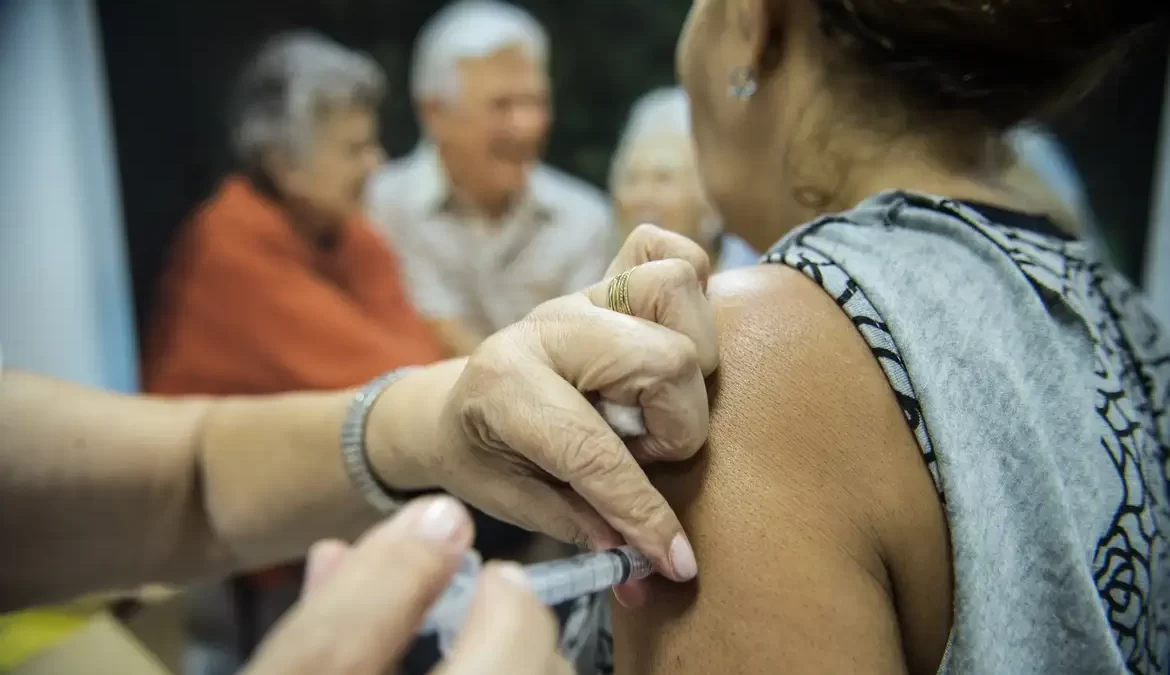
[[492, 562, 530, 589], [304, 541, 331, 582], [612, 584, 633, 608], [414, 496, 467, 543], [303, 543, 330, 589], [670, 534, 698, 580]]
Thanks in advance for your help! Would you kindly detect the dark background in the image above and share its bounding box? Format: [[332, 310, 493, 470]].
[[97, 0, 1168, 345]]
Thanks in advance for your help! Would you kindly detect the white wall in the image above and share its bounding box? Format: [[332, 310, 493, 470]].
[[1146, 45, 1170, 328], [0, 0, 138, 391]]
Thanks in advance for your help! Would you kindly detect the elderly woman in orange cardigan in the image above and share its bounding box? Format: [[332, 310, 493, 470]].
[[142, 31, 444, 662]]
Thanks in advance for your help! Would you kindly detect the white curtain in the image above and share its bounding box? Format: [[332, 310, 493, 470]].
[[0, 0, 138, 392], [1147, 46, 1170, 328]]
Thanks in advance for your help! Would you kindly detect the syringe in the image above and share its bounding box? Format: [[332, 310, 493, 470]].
[[419, 546, 654, 652], [524, 545, 655, 606]]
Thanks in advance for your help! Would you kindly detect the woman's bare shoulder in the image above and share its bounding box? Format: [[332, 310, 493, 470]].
[[610, 264, 952, 675]]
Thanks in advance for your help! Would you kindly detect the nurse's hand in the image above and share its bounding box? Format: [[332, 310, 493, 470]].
[[241, 496, 571, 675], [372, 226, 716, 592]]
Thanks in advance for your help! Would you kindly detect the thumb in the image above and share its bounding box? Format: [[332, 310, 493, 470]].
[[302, 540, 350, 597], [606, 224, 712, 288]]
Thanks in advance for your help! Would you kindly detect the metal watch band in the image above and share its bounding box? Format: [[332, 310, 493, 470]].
[[340, 366, 424, 514]]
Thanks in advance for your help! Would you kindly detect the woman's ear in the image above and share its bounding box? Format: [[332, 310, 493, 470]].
[[740, 0, 786, 75]]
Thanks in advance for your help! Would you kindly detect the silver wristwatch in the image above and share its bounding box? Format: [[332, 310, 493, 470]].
[[340, 366, 424, 514]]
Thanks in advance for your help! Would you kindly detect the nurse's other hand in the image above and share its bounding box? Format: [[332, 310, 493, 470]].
[[241, 497, 569, 675]]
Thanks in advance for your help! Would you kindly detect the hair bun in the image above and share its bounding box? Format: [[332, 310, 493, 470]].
[[814, 0, 1167, 129]]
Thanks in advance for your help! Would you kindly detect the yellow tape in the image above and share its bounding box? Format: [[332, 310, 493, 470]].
[[0, 598, 108, 670]]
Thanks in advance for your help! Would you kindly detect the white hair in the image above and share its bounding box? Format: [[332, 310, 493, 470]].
[[610, 87, 693, 192], [609, 87, 722, 242], [410, 0, 549, 102], [231, 30, 385, 168]]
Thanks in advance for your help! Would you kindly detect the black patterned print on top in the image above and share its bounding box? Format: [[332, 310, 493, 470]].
[[767, 226, 944, 497], [592, 195, 1168, 675], [927, 198, 1169, 675], [767, 195, 1168, 675]]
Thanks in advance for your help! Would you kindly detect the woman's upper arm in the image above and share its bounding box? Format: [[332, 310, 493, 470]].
[[610, 265, 952, 675]]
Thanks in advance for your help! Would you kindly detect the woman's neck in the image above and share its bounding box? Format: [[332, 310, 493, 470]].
[[247, 173, 343, 247], [835, 127, 1029, 210], [744, 134, 1035, 249]]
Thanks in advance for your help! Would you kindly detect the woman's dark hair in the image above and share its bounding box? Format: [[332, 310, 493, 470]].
[[811, 0, 1169, 129]]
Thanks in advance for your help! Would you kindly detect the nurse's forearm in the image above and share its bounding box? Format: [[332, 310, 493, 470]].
[[0, 363, 463, 611], [429, 318, 487, 357]]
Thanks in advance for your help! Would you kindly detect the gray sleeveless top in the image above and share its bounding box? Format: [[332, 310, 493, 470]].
[[586, 191, 1169, 675]]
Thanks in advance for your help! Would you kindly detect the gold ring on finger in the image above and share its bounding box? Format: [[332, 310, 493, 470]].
[[606, 268, 635, 316]]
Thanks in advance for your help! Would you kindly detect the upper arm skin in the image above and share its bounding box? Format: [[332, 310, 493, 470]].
[[611, 265, 953, 675]]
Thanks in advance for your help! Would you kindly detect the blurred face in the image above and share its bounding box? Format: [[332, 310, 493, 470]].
[[424, 45, 551, 213], [272, 103, 384, 231], [612, 132, 717, 246]]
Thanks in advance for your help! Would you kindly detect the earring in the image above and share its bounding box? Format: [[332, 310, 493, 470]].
[[728, 66, 758, 99]]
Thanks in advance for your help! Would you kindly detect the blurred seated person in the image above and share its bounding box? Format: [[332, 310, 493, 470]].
[[610, 87, 758, 271], [142, 31, 443, 661], [367, 0, 613, 358]]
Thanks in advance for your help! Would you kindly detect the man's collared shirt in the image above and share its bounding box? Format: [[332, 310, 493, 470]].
[[367, 143, 615, 335]]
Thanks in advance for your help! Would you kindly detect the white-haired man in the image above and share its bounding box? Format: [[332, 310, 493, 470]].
[[367, 0, 613, 357]]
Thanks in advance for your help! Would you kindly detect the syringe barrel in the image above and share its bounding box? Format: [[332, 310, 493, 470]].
[[419, 547, 654, 642], [420, 550, 481, 636], [526, 546, 653, 606]]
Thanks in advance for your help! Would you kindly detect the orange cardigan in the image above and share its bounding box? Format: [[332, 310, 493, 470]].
[[144, 177, 445, 396]]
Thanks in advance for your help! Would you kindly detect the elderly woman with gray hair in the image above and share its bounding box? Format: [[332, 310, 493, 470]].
[[610, 87, 759, 272], [142, 31, 446, 660]]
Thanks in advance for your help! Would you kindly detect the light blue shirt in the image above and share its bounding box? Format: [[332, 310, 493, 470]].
[[718, 233, 761, 271], [1008, 125, 1109, 261]]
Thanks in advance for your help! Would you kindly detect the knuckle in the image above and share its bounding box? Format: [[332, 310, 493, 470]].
[[545, 512, 591, 548], [530, 294, 587, 322], [565, 433, 626, 482], [673, 422, 708, 461], [520, 299, 587, 347], [447, 377, 498, 455], [654, 332, 700, 378], [681, 242, 713, 280], [622, 489, 669, 530], [628, 222, 665, 249], [527, 295, 567, 320], [651, 257, 701, 293], [687, 409, 710, 454]]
